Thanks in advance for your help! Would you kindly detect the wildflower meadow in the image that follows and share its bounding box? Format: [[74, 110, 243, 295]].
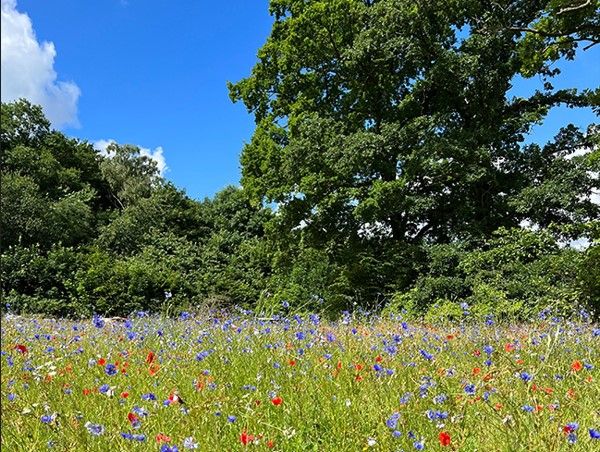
[[2, 309, 599, 451]]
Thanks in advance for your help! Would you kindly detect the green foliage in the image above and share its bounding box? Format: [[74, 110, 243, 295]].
[[2, 0, 599, 318], [388, 228, 585, 320]]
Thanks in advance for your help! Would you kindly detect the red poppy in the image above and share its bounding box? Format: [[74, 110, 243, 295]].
[[127, 412, 139, 424], [97, 358, 106, 366], [83, 388, 92, 396], [149, 363, 160, 376], [155, 433, 171, 443], [516, 359, 524, 365], [254, 400, 261, 406], [15, 344, 28, 354], [354, 363, 364, 372], [336, 361, 343, 370], [288, 359, 296, 366], [120, 391, 129, 398], [355, 374, 363, 382], [266, 440, 275, 448], [504, 343, 515, 353], [240, 431, 254, 446], [563, 425, 576, 434], [473, 349, 481, 357], [375, 355, 383, 363], [271, 396, 283, 406], [571, 360, 583, 372], [472, 367, 481, 376], [146, 351, 155, 364], [439, 431, 451, 447]]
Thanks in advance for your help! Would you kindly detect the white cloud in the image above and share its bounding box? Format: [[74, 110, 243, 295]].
[[1, 0, 80, 128], [93, 139, 168, 176]]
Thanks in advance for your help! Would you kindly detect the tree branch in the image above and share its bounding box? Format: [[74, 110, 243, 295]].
[[556, 0, 592, 15]]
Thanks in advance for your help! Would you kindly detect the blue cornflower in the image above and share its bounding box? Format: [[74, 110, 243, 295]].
[[464, 384, 476, 396], [141, 392, 156, 401], [7, 393, 16, 401], [92, 314, 104, 329], [41, 414, 53, 424], [85, 422, 104, 436], [105, 363, 118, 376], [160, 445, 179, 452], [433, 394, 447, 404], [567, 433, 577, 444], [566, 422, 579, 431], [196, 351, 210, 361], [326, 332, 336, 342], [392, 430, 402, 438], [295, 331, 305, 340], [180, 311, 191, 321], [121, 433, 146, 441], [589, 429, 600, 439], [483, 345, 493, 355], [183, 437, 199, 449], [520, 372, 532, 382], [413, 439, 425, 450], [99, 384, 110, 394], [227, 415, 237, 423], [522, 405, 534, 412], [386, 412, 400, 429], [400, 393, 412, 404], [132, 406, 148, 417], [281, 300, 290, 309], [419, 350, 434, 361], [373, 364, 383, 372]]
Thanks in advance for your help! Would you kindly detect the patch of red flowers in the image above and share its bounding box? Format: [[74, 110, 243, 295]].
[[571, 360, 583, 372], [271, 395, 283, 406], [240, 431, 254, 446], [156, 433, 171, 443], [146, 351, 156, 364], [149, 363, 160, 376], [15, 344, 28, 354], [439, 431, 451, 446]]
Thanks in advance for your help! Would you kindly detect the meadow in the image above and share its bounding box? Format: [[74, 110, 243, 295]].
[[1, 309, 599, 452]]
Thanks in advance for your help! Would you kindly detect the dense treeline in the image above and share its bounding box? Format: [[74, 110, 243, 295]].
[[2, 0, 599, 318], [1, 100, 273, 316]]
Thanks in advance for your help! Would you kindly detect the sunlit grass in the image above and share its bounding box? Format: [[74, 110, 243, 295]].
[[1, 311, 599, 451]]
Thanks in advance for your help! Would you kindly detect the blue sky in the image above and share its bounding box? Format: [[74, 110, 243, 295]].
[[3, 0, 598, 200]]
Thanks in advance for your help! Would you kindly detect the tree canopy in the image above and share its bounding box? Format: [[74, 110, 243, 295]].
[[1, 0, 599, 318]]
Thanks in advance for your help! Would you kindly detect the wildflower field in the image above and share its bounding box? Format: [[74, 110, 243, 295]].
[[2, 310, 599, 452]]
